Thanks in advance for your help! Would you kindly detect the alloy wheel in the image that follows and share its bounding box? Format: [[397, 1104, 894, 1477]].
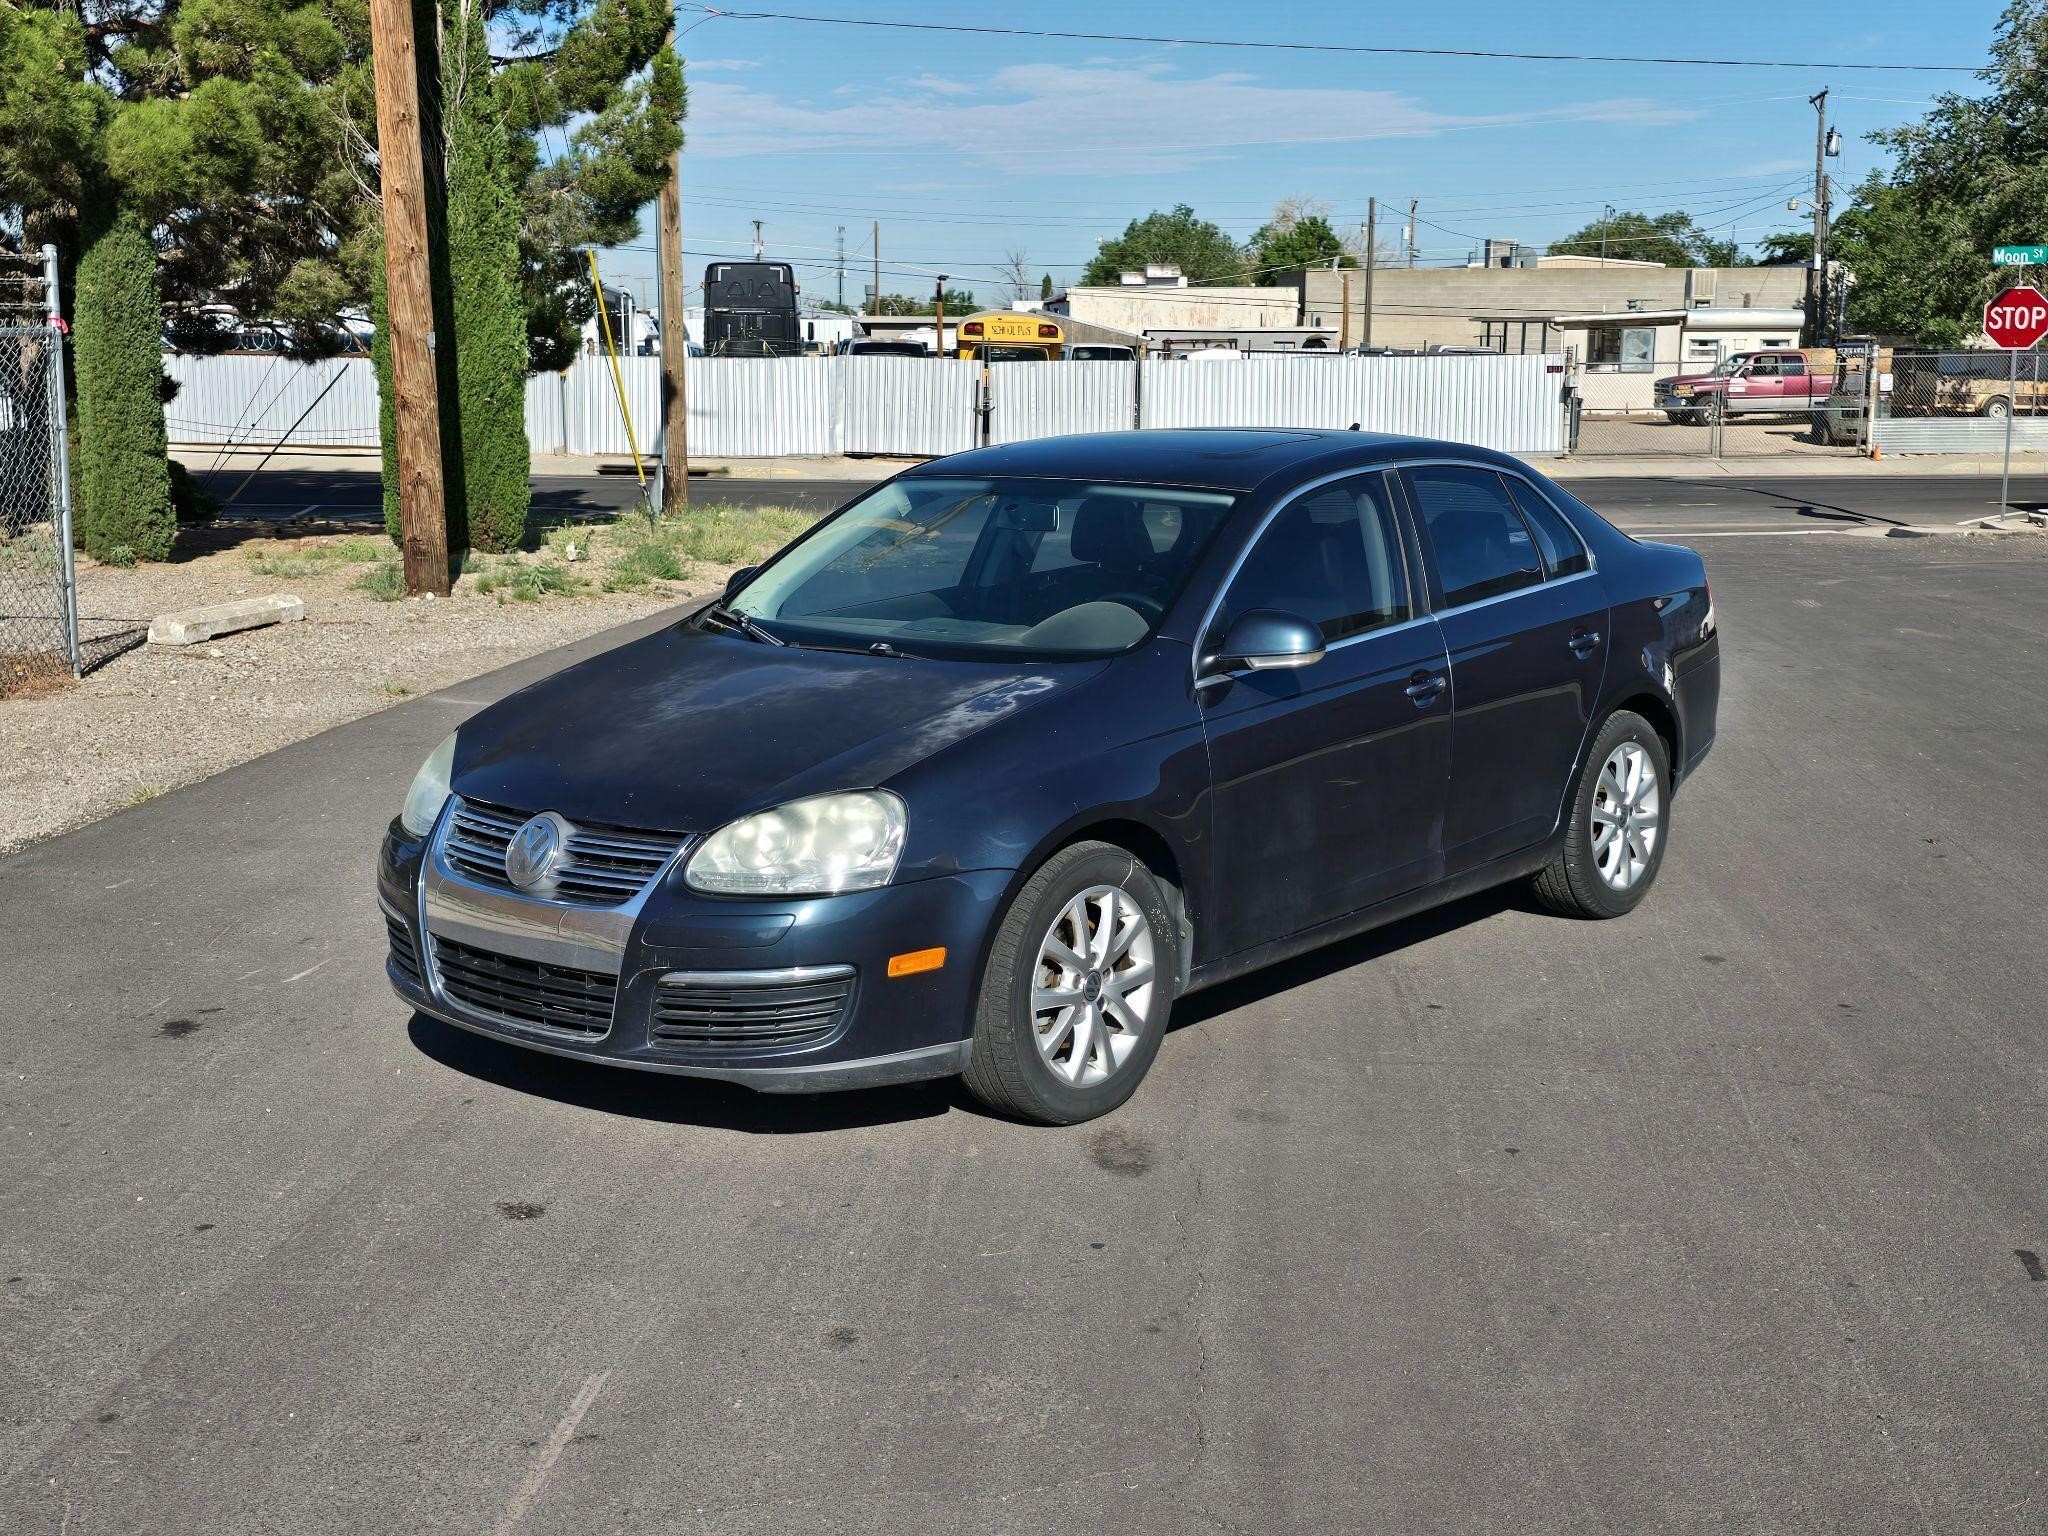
[[1590, 740, 1661, 891], [1031, 885, 1157, 1087]]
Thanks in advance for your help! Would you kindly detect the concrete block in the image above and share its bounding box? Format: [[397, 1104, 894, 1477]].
[[148, 595, 305, 647]]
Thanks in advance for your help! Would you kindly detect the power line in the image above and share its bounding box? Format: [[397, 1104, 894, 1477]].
[[686, 6, 1981, 73]]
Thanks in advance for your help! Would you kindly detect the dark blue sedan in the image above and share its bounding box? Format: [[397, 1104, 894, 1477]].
[[380, 431, 1718, 1123]]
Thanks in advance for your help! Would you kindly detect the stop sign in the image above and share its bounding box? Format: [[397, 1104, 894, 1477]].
[[1983, 284, 2048, 349]]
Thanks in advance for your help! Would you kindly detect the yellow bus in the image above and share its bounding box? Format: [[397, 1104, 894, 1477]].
[[953, 311, 1065, 361]]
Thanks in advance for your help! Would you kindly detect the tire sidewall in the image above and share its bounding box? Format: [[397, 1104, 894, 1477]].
[[1567, 713, 1671, 917], [990, 847, 1177, 1123]]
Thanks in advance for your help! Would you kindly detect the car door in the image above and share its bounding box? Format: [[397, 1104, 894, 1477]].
[[1400, 463, 1609, 875], [1728, 353, 1782, 413], [1198, 470, 1452, 956]]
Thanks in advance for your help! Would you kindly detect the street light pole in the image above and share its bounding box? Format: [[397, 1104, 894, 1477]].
[[935, 273, 948, 357]]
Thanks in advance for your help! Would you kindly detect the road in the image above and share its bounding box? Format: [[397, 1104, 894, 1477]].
[[210, 465, 2048, 539], [5, 532, 2046, 1532]]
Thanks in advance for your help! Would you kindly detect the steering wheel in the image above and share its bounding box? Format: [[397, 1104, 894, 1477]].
[[1093, 591, 1165, 624]]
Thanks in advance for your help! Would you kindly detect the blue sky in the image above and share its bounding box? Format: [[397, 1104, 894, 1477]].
[[594, 0, 2004, 307]]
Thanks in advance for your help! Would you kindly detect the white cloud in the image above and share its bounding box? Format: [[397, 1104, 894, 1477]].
[[685, 63, 1702, 174], [687, 58, 761, 72]]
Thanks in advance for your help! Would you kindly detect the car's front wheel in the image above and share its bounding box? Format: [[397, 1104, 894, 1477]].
[[962, 841, 1178, 1124], [1532, 710, 1671, 918]]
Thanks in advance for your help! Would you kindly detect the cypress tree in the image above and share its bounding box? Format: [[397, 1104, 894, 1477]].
[[441, 0, 530, 552], [72, 204, 174, 562]]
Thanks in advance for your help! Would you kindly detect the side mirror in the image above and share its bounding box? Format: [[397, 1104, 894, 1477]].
[[1205, 609, 1325, 677], [723, 565, 758, 602]]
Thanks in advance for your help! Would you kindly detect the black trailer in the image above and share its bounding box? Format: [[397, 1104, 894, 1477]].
[[702, 261, 801, 357]]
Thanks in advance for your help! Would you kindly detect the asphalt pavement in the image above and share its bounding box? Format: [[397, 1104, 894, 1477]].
[[211, 464, 2048, 538], [4, 527, 2045, 1532]]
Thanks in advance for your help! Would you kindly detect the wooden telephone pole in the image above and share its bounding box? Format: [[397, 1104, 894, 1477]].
[[368, 0, 449, 596], [656, 30, 688, 513]]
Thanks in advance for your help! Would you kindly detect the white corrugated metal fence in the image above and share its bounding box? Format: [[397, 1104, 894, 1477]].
[[168, 351, 1569, 459]]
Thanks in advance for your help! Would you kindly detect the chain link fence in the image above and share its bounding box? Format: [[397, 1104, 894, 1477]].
[[0, 246, 80, 696], [1565, 348, 1866, 458]]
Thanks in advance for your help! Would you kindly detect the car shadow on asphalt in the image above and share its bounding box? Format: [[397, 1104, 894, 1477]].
[[405, 1013, 954, 1134], [1169, 884, 1546, 1029]]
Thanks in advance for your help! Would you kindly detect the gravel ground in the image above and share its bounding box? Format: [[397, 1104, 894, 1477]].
[[0, 517, 752, 855]]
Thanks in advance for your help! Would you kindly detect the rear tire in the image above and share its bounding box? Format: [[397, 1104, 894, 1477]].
[[1532, 711, 1671, 919], [962, 842, 1179, 1125]]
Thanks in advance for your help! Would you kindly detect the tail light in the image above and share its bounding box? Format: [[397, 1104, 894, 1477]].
[[962, 321, 983, 337], [1037, 323, 1059, 338]]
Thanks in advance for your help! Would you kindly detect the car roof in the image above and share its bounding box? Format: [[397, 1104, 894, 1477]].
[[907, 429, 1516, 494]]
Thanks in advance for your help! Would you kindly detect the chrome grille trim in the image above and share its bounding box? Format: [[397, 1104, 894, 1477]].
[[437, 796, 688, 908]]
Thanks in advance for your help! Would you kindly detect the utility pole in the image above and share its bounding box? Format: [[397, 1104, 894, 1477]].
[[1600, 203, 1615, 268], [836, 226, 846, 309], [367, 0, 449, 596], [656, 28, 688, 514], [751, 219, 764, 261], [1408, 198, 1418, 268], [1362, 197, 1376, 351], [872, 220, 880, 317], [1810, 88, 1832, 343], [934, 273, 948, 357]]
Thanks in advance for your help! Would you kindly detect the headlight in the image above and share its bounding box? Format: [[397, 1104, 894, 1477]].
[[685, 790, 906, 896], [399, 733, 456, 838]]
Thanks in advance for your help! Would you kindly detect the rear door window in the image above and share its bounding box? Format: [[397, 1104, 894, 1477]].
[[1404, 465, 1544, 608], [1501, 477, 1592, 578]]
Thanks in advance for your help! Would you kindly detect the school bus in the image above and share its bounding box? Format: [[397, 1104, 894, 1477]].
[[954, 311, 1065, 361]]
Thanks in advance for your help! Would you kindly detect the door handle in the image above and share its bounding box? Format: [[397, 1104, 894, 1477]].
[[1404, 672, 1447, 706], [1568, 629, 1602, 658]]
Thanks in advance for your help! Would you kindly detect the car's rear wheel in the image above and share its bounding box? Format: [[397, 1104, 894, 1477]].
[[962, 841, 1178, 1124], [1532, 711, 1671, 919]]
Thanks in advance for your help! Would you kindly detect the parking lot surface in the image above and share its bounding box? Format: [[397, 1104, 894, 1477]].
[[3, 524, 2044, 1533]]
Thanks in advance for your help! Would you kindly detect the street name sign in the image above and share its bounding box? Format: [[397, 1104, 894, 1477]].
[[1983, 285, 2048, 350], [1992, 245, 2048, 266]]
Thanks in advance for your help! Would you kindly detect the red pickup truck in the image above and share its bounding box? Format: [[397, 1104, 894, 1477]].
[[1656, 348, 1836, 423]]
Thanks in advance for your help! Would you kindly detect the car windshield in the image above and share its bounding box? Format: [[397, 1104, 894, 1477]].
[[725, 476, 1238, 659]]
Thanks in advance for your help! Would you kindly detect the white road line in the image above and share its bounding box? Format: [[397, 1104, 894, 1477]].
[[1615, 527, 1839, 538], [492, 1372, 610, 1536]]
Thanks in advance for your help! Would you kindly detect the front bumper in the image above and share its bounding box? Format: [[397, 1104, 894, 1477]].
[[379, 817, 1009, 1092]]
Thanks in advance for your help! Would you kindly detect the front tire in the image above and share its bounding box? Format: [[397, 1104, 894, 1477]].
[[1532, 711, 1671, 919], [962, 842, 1179, 1124]]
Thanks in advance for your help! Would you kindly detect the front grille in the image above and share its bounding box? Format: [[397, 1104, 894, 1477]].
[[385, 910, 424, 987], [432, 936, 617, 1038], [441, 797, 685, 907], [651, 967, 855, 1052]]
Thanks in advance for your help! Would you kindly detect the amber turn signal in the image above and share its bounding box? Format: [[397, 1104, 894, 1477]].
[[886, 946, 946, 978]]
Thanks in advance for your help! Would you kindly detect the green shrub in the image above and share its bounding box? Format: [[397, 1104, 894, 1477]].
[[102, 543, 138, 568], [442, 3, 531, 553], [73, 205, 175, 562]]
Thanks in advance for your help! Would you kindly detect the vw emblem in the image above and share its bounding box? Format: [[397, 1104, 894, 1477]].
[[504, 812, 569, 890]]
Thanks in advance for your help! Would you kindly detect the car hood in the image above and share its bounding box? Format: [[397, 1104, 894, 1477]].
[[1658, 372, 1721, 389], [447, 622, 1100, 834]]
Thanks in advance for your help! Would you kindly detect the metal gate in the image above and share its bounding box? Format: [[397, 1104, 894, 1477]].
[[0, 246, 80, 694]]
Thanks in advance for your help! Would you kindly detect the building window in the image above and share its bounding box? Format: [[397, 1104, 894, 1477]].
[[1586, 325, 1658, 372]]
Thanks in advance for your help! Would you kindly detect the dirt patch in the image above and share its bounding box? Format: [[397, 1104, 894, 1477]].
[[0, 504, 816, 856]]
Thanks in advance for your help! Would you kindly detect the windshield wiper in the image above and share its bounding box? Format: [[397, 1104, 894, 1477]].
[[703, 603, 785, 647]]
